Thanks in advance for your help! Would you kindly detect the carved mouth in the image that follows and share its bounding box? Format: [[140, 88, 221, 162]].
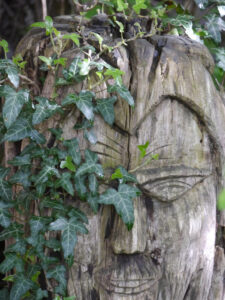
[[94, 255, 161, 295]]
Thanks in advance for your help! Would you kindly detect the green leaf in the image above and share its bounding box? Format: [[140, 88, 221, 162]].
[[60, 156, 76, 172], [133, 0, 147, 14], [5, 65, 20, 88], [29, 216, 47, 236], [74, 175, 87, 199], [5, 238, 27, 255], [0, 85, 29, 128], [68, 208, 88, 224], [98, 184, 141, 230], [10, 275, 34, 300], [50, 217, 88, 257], [36, 288, 48, 300], [84, 129, 97, 144], [31, 21, 46, 29], [62, 91, 95, 120], [46, 265, 67, 295], [41, 198, 65, 211], [8, 154, 31, 166], [55, 172, 74, 196], [0, 201, 12, 228], [213, 48, 225, 71], [76, 150, 103, 178], [108, 84, 134, 107], [63, 138, 81, 165], [79, 59, 91, 76], [0, 167, 12, 202], [205, 15, 225, 43], [104, 68, 124, 79], [137, 141, 149, 159], [112, 166, 137, 183], [88, 173, 98, 195], [87, 195, 99, 213], [96, 96, 117, 125], [116, 0, 128, 11], [63, 33, 80, 47], [0, 39, 9, 55], [0, 223, 23, 241], [54, 57, 67, 67], [9, 169, 31, 187], [2, 117, 31, 142], [218, 188, 225, 210], [32, 96, 61, 125], [34, 165, 60, 186], [0, 253, 18, 273]]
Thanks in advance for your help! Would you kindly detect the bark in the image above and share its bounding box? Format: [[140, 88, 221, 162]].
[[12, 15, 225, 299]]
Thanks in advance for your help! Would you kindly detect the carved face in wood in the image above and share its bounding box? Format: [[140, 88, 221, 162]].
[[67, 37, 225, 299]]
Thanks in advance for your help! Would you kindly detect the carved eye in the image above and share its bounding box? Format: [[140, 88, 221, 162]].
[[141, 176, 206, 201]]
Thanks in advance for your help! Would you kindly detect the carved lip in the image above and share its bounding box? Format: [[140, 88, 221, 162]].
[[94, 258, 161, 295]]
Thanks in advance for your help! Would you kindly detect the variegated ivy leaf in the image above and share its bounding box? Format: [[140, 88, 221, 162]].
[[98, 184, 141, 230], [8, 154, 31, 166], [32, 97, 61, 125], [0, 85, 29, 128], [62, 91, 95, 120], [46, 265, 67, 295], [0, 201, 13, 228], [108, 83, 134, 107], [75, 149, 103, 178], [10, 275, 35, 300], [34, 165, 60, 186], [55, 172, 74, 196], [63, 138, 81, 165], [0, 167, 12, 202], [96, 96, 117, 125], [0, 223, 23, 241], [0, 59, 19, 88], [49, 217, 88, 257], [205, 14, 225, 43]]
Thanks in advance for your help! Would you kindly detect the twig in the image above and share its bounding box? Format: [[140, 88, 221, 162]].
[[41, 0, 47, 20]]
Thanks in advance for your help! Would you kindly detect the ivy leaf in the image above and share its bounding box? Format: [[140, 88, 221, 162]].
[[0, 201, 12, 228], [32, 97, 61, 125], [74, 175, 87, 199], [8, 154, 31, 166], [60, 156, 76, 172], [0, 288, 9, 300], [40, 198, 65, 211], [0, 167, 12, 202], [63, 138, 81, 165], [5, 238, 27, 255], [63, 33, 80, 47], [0, 223, 23, 241], [84, 129, 97, 144], [96, 96, 117, 125], [68, 208, 88, 224], [62, 91, 95, 120], [10, 275, 34, 300], [46, 265, 67, 295], [98, 184, 141, 230], [88, 173, 98, 195], [2, 117, 31, 142], [138, 141, 149, 159], [50, 217, 88, 257], [108, 84, 134, 107], [213, 47, 225, 71], [55, 172, 74, 196], [112, 166, 137, 183], [0, 39, 9, 54], [76, 149, 103, 178], [116, 0, 128, 11], [34, 165, 60, 186], [87, 195, 99, 213], [205, 14, 225, 43], [79, 59, 91, 76], [9, 169, 31, 187], [133, 0, 147, 14], [0, 253, 20, 273], [35, 288, 48, 300], [0, 85, 29, 128], [5, 65, 20, 88], [29, 216, 47, 236]]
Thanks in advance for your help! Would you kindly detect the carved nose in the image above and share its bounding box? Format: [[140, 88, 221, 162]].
[[111, 196, 147, 254]]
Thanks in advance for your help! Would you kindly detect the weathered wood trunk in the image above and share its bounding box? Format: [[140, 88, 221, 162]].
[[14, 15, 225, 299]]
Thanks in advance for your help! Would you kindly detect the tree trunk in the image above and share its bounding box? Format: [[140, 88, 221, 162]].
[[13, 15, 225, 299]]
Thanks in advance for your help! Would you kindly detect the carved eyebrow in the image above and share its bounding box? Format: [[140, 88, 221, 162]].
[[137, 165, 212, 181]]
